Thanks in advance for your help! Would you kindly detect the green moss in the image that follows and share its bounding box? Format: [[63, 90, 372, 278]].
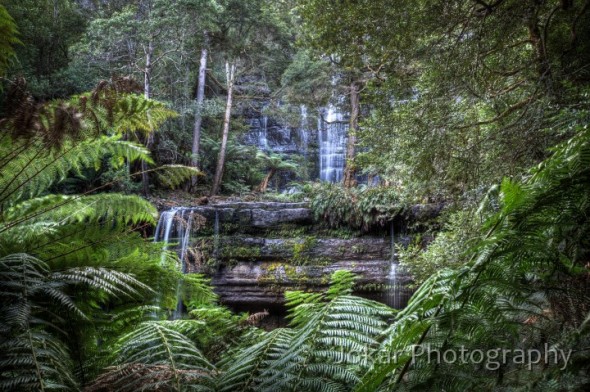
[[220, 245, 261, 262], [264, 224, 309, 237], [258, 262, 326, 288], [356, 282, 387, 292], [291, 236, 317, 265], [221, 222, 240, 234], [351, 244, 366, 254]]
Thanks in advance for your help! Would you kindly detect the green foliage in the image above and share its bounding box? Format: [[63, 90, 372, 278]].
[[187, 306, 252, 360], [220, 245, 261, 263], [255, 151, 298, 173], [398, 211, 481, 286], [87, 321, 215, 392], [291, 235, 318, 266], [3, 0, 87, 98], [0, 253, 150, 391], [308, 183, 400, 230], [356, 122, 590, 390], [0, 5, 19, 79], [0, 83, 208, 390], [217, 270, 395, 392], [177, 274, 218, 311], [199, 136, 264, 194], [348, 0, 590, 201], [280, 49, 331, 106], [155, 165, 204, 189]]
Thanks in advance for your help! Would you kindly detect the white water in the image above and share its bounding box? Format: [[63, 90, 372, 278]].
[[298, 105, 309, 154], [213, 210, 220, 261], [154, 208, 195, 319], [154, 208, 179, 265], [258, 115, 269, 151], [386, 221, 402, 309], [319, 104, 348, 182]]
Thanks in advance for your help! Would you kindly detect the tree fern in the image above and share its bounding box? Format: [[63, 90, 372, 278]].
[[0, 253, 154, 391], [217, 328, 296, 392], [217, 271, 394, 392], [0, 136, 153, 210], [0, 81, 196, 390], [87, 321, 215, 392]]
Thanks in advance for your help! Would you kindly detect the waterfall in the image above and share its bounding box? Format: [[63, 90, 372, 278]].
[[386, 221, 401, 309], [154, 208, 179, 265], [298, 105, 309, 154], [178, 210, 194, 272], [319, 104, 348, 182], [258, 115, 269, 151], [154, 208, 195, 319], [213, 210, 220, 261]]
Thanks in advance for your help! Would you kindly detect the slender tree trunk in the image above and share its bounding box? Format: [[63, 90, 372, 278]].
[[256, 168, 276, 193], [210, 61, 236, 196], [141, 40, 153, 196], [190, 32, 209, 189], [343, 80, 360, 188]]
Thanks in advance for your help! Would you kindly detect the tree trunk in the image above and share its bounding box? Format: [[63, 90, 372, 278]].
[[343, 80, 360, 188], [190, 32, 209, 189], [256, 167, 276, 193], [210, 61, 236, 196], [141, 40, 153, 196]]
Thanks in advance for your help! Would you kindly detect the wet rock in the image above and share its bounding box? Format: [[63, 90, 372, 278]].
[[177, 202, 313, 229], [211, 259, 413, 308], [216, 236, 391, 261]]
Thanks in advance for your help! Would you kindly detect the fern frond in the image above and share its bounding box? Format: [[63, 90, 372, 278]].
[[218, 271, 394, 392], [155, 165, 204, 189], [0, 136, 152, 210], [97, 321, 215, 391]]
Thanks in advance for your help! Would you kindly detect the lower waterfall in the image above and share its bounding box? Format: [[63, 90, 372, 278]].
[[154, 207, 195, 318]]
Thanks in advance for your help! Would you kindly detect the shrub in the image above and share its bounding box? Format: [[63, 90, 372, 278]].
[[308, 183, 400, 231]]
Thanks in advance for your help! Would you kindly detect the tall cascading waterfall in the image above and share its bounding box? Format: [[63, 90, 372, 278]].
[[258, 115, 269, 151], [153, 208, 195, 319], [319, 104, 348, 182]]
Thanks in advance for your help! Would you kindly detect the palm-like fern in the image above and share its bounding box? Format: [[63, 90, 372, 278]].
[[86, 321, 215, 392], [217, 271, 395, 392], [0, 253, 151, 391], [254, 151, 298, 193], [0, 80, 209, 391]]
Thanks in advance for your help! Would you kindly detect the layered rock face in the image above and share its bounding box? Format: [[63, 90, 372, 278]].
[[180, 202, 313, 229], [157, 201, 422, 313], [211, 238, 396, 309]]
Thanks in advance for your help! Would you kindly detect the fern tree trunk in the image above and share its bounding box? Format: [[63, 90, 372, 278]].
[[343, 80, 360, 188], [256, 167, 276, 193], [210, 61, 236, 196], [190, 32, 208, 190], [141, 40, 154, 196]]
